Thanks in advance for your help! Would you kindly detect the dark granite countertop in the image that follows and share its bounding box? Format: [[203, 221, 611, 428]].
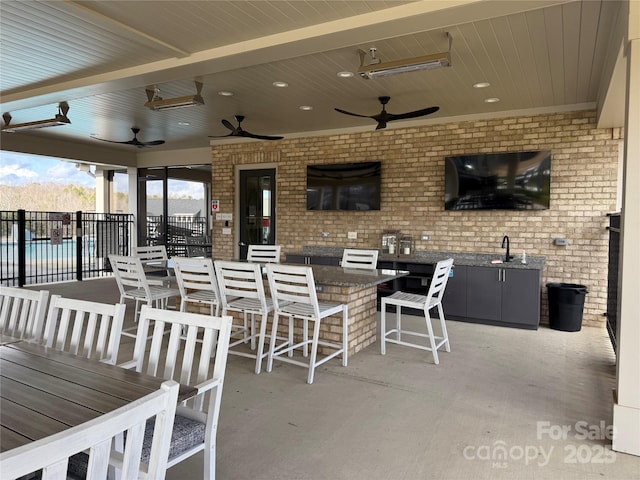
[[312, 265, 408, 288], [292, 247, 546, 271]]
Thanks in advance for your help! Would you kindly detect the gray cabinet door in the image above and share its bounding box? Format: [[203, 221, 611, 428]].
[[310, 256, 341, 266], [501, 268, 541, 327], [442, 265, 467, 318], [285, 254, 307, 264], [466, 266, 502, 321]]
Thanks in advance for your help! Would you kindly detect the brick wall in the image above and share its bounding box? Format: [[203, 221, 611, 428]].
[[211, 110, 619, 328]]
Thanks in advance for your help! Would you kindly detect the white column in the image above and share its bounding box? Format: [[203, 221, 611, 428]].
[[127, 166, 138, 247], [613, 2, 640, 456], [94, 167, 108, 213]]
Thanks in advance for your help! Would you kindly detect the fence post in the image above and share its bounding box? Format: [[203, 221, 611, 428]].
[[17, 209, 26, 287], [76, 211, 83, 281]]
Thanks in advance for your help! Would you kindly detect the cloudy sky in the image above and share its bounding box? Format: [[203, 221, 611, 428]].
[[0, 151, 96, 187], [0, 151, 204, 198]]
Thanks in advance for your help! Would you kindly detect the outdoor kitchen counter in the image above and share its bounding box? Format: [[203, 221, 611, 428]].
[[289, 247, 546, 270]]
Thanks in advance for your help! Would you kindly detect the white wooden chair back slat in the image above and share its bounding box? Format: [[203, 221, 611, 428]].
[[43, 294, 126, 365], [267, 264, 317, 310], [0, 380, 180, 480], [247, 244, 281, 263], [214, 261, 267, 307], [172, 256, 221, 316], [120, 306, 232, 479], [426, 259, 453, 304], [0, 286, 49, 342], [133, 245, 168, 262], [341, 249, 379, 269]]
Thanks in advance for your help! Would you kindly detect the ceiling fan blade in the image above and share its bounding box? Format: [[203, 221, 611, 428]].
[[336, 97, 439, 131], [90, 127, 165, 147], [387, 106, 440, 122], [221, 119, 238, 133], [240, 130, 284, 141], [208, 133, 236, 138], [90, 135, 130, 145], [334, 108, 371, 119], [212, 116, 283, 140]]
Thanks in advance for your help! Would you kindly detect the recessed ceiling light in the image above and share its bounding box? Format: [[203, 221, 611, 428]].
[[299, 105, 313, 111], [473, 82, 491, 88], [337, 71, 354, 78], [273, 81, 288, 88], [217, 90, 234, 97], [484, 97, 500, 103]]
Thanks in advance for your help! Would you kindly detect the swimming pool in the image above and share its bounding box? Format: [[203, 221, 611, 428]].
[[4, 238, 94, 261]]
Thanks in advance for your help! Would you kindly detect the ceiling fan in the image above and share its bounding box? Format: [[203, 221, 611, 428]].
[[335, 96, 439, 130], [91, 127, 165, 148], [209, 115, 284, 141]]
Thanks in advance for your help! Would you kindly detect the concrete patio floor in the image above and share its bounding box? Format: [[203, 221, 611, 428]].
[[28, 277, 639, 480]]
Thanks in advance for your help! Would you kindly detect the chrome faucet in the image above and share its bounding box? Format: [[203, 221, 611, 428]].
[[501, 235, 513, 262]]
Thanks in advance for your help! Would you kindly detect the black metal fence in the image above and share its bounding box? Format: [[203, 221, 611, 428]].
[[145, 215, 209, 257], [1, 210, 134, 287]]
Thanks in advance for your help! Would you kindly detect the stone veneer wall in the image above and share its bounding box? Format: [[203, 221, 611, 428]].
[[211, 110, 619, 328]]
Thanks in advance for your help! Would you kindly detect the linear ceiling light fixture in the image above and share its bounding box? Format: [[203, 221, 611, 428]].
[[145, 81, 204, 111], [2, 102, 71, 133], [357, 33, 452, 80]]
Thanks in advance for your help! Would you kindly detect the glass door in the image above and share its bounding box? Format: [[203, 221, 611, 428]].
[[239, 169, 276, 259], [138, 168, 167, 247]]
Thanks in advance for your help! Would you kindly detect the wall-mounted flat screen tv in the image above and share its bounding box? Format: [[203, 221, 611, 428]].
[[307, 161, 381, 211], [444, 151, 551, 210]]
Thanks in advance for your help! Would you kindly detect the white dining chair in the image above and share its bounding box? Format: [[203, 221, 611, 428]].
[[172, 256, 221, 316], [118, 306, 233, 480], [42, 294, 126, 365], [0, 286, 50, 342], [265, 263, 348, 384], [341, 249, 379, 269], [109, 255, 180, 335], [133, 244, 174, 284], [0, 379, 180, 480], [381, 258, 454, 364], [214, 260, 274, 374], [247, 244, 281, 263]]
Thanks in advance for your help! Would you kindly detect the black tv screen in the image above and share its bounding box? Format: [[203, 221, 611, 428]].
[[444, 151, 551, 210], [307, 161, 381, 211]]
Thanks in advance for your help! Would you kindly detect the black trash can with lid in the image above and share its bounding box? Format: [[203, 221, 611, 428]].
[[546, 283, 588, 332]]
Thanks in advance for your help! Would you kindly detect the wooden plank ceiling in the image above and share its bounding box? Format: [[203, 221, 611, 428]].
[[0, 0, 626, 156]]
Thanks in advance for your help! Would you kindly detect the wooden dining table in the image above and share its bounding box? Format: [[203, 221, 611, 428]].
[[0, 341, 196, 453]]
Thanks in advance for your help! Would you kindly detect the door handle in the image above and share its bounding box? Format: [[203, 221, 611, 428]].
[[238, 241, 247, 246]]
